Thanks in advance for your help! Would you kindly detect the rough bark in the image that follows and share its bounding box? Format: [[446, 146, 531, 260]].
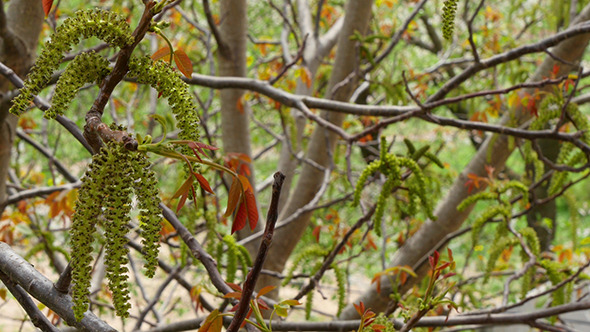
[[218, 0, 263, 252], [338, 3, 590, 319], [258, 0, 374, 297], [0, 0, 44, 215]]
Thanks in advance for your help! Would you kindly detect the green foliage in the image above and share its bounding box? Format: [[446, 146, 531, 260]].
[[353, 137, 435, 237], [9, 9, 133, 117], [442, 0, 459, 40], [524, 95, 590, 195], [281, 244, 329, 286], [70, 141, 162, 321], [539, 259, 571, 306], [361, 313, 395, 332]]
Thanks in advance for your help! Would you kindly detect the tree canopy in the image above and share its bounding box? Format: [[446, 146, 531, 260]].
[[2, 0, 590, 331]]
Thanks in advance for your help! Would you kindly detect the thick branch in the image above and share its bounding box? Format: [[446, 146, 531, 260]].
[[0, 242, 116, 331]]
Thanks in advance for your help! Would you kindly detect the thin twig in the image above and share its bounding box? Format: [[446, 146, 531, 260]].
[[227, 172, 285, 332]]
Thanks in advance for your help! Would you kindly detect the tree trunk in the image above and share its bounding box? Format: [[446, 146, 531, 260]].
[[338, 3, 590, 319], [218, 0, 263, 253], [276, 0, 342, 211], [0, 0, 44, 215], [258, 0, 374, 298]]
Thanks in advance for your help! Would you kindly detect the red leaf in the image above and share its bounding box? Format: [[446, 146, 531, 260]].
[[194, 173, 214, 195], [224, 177, 241, 218], [172, 176, 195, 213], [236, 97, 245, 114], [223, 291, 243, 300], [312, 226, 321, 242], [232, 200, 248, 234], [151, 46, 172, 62], [226, 282, 242, 292], [257, 298, 271, 310], [42, 0, 53, 17], [173, 49, 193, 78], [244, 189, 258, 231]]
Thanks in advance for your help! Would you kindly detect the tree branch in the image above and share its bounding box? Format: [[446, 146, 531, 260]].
[[0, 242, 116, 331], [227, 172, 285, 332]]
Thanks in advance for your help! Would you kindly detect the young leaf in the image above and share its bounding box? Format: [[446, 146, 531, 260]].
[[194, 173, 214, 195], [256, 285, 276, 298], [172, 176, 195, 213], [151, 46, 172, 62], [224, 177, 241, 218], [173, 49, 193, 78], [244, 188, 258, 230], [198, 309, 223, 332], [232, 200, 248, 234], [42, 0, 53, 17]]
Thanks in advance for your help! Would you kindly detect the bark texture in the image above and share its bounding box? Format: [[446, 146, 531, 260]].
[[258, 0, 374, 297], [218, 0, 263, 251], [338, 3, 590, 319], [276, 0, 342, 210], [0, 0, 44, 214]]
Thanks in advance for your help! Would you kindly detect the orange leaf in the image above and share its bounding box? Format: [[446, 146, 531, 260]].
[[194, 173, 214, 195], [173, 176, 194, 213], [236, 97, 245, 114], [198, 309, 223, 332], [151, 46, 172, 62], [257, 285, 276, 298], [224, 177, 241, 218], [301, 67, 312, 88], [232, 200, 248, 234], [238, 174, 252, 192], [244, 189, 258, 231], [42, 0, 53, 17], [173, 49, 193, 78], [223, 291, 243, 299]]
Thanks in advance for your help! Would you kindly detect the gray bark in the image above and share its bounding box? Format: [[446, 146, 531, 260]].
[[218, 0, 263, 252], [338, 3, 590, 319], [258, 0, 374, 297], [0, 242, 116, 331], [276, 0, 343, 210], [0, 0, 44, 215]]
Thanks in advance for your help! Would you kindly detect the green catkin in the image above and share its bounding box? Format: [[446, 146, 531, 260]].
[[353, 160, 381, 206], [332, 264, 347, 317], [282, 244, 329, 286], [236, 244, 252, 277], [223, 235, 238, 283], [485, 237, 519, 281], [45, 51, 111, 119], [71, 146, 110, 321], [305, 290, 314, 320], [540, 259, 568, 305], [442, 0, 459, 40], [70, 142, 163, 321], [471, 205, 510, 246], [10, 9, 133, 116], [127, 56, 200, 143], [354, 137, 435, 237], [457, 192, 498, 211], [130, 153, 162, 278]]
